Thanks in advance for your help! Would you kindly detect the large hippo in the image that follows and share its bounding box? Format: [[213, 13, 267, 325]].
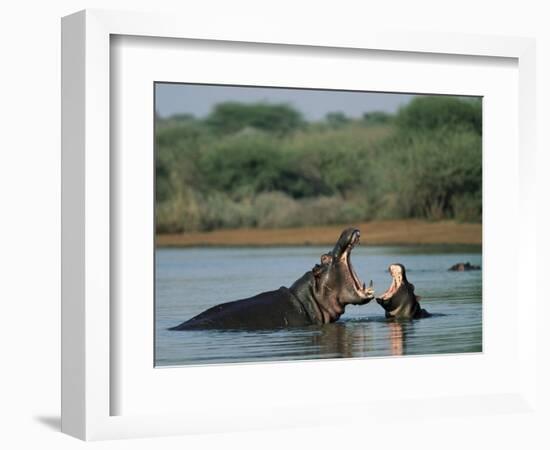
[[376, 263, 430, 320], [169, 228, 375, 330]]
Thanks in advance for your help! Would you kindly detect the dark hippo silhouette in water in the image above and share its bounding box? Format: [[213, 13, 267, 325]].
[[448, 262, 481, 271], [169, 228, 375, 330], [376, 263, 430, 320]]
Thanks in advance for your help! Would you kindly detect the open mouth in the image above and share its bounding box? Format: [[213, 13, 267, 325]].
[[341, 230, 372, 298], [380, 265, 403, 300]]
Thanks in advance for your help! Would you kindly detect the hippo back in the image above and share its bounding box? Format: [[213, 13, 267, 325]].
[[169, 287, 314, 330]]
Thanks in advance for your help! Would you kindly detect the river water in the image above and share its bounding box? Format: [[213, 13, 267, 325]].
[[155, 245, 482, 366]]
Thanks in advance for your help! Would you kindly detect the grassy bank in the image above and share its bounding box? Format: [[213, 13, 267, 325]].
[[156, 219, 481, 247]]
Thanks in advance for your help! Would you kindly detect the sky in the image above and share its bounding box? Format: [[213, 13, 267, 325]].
[[155, 83, 418, 121]]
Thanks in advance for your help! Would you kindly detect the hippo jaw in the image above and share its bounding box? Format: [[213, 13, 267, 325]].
[[379, 264, 406, 301], [332, 228, 374, 304], [310, 228, 375, 323], [340, 230, 370, 301]]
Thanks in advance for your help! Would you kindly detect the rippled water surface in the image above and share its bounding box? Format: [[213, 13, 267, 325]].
[[155, 245, 482, 366]]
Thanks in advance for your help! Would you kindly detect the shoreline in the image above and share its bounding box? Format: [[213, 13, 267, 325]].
[[156, 220, 482, 247]]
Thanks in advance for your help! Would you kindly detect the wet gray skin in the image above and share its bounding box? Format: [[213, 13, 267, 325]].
[[376, 263, 430, 320], [169, 227, 375, 330]]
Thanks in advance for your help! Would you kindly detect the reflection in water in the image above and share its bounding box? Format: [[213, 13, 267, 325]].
[[310, 324, 372, 358], [309, 321, 408, 358], [388, 321, 404, 356]]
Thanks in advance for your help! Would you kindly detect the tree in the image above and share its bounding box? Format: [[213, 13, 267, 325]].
[[396, 96, 482, 134], [206, 102, 304, 135]]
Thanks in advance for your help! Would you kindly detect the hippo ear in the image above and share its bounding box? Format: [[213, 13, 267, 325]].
[[320, 254, 332, 265]]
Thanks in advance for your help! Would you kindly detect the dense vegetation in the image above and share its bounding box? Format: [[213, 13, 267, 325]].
[[156, 96, 481, 233]]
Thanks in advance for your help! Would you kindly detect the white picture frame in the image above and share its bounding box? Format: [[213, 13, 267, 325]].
[[61, 9, 537, 441]]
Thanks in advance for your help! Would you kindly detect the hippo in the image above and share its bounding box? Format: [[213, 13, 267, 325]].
[[449, 262, 481, 271], [169, 228, 375, 330], [376, 263, 430, 320]]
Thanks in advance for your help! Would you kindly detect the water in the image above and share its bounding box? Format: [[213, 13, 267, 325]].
[[155, 245, 482, 366]]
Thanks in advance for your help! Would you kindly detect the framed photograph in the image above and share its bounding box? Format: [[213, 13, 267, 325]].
[[153, 83, 483, 368], [61, 9, 537, 440]]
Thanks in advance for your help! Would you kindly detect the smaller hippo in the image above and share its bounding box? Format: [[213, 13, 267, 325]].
[[376, 263, 430, 320], [448, 262, 481, 271]]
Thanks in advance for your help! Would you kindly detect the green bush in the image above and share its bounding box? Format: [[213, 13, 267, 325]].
[[285, 124, 391, 197], [155, 97, 482, 232], [372, 129, 481, 220], [197, 134, 286, 198]]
